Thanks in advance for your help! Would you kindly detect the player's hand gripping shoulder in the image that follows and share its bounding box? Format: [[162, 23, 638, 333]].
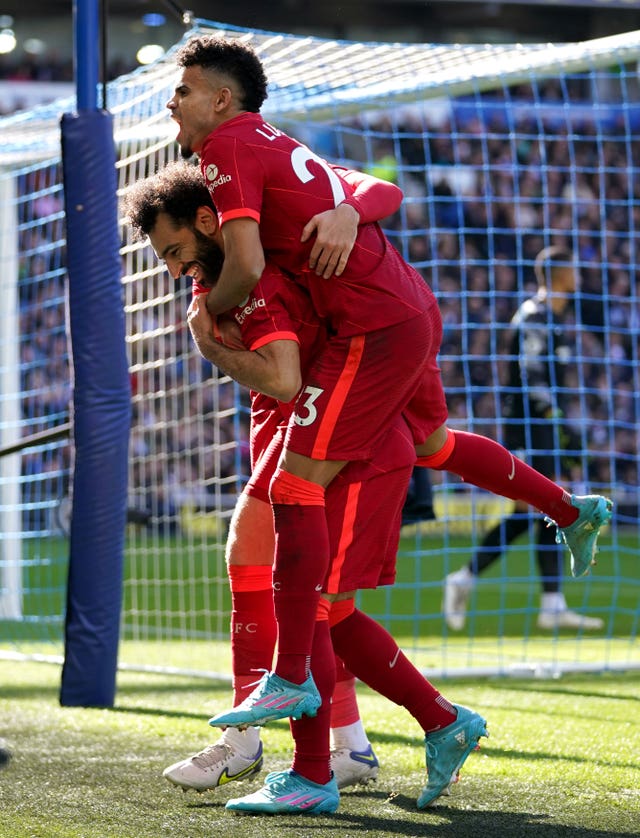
[[301, 203, 360, 279], [300, 167, 403, 279]]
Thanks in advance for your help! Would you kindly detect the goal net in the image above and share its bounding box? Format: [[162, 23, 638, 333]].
[[0, 19, 638, 678]]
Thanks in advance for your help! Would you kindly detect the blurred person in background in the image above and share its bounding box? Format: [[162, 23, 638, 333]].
[[443, 246, 605, 632]]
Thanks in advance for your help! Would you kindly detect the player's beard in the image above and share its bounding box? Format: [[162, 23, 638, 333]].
[[188, 230, 225, 288], [173, 122, 194, 159]]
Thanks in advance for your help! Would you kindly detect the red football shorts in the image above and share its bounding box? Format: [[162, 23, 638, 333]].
[[245, 413, 414, 592], [284, 299, 447, 461]]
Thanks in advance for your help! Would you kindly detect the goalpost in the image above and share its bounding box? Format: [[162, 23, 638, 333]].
[[0, 18, 638, 681], [0, 174, 21, 621]]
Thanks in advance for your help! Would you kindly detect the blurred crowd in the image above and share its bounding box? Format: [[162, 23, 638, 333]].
[[0, 52, 136, 85], [0, 54, 139, 116], [337, 77, 638, 517], [0, 52, 74, 85], [11, 73, 640, 532]]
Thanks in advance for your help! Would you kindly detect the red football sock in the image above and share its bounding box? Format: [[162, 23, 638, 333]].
[[228, 564, 275, 706], [331, 655, 360, 729], [291, 616, 335, 785], [418, 429, 577, 527], [270, 468, 329, 685], [330, 608, 456, 733]]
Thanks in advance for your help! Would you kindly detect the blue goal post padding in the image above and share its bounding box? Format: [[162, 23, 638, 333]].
[[59, 110, 131, 708]]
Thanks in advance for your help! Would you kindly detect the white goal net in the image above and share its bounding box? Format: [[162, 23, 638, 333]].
[[1, 19, 638, 677]]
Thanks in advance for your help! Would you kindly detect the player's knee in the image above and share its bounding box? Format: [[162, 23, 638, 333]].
[[416, 426, 456, 469], [316, 597, 331, 621], [269, 467, 326, 506], [328, 597, 356, 627], [226, 493, 274, 565]]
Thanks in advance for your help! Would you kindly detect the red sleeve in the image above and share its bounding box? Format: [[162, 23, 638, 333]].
[[235, 266, 302, 350], [201, 133, 264, 226], [249, 330, 299, 352], [332, 165, 403, 223]]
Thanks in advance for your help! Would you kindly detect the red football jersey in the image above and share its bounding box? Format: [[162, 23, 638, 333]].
[[193, 262, 325, 426], [200, 112, 434, 336]]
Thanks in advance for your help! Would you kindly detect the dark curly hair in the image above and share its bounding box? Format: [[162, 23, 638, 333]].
[[124, 161, 213, 241], [175, 36, 268, 113]]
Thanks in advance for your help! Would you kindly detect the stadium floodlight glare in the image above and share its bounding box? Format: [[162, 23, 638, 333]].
[[24, 38, 46, 55], [137, 44, 165, 64], [0, 29, 16, 54]]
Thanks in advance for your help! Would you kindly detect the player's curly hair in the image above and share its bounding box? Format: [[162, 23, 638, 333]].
[[124, 161, 213, 241], [175, 36, 268, 113]]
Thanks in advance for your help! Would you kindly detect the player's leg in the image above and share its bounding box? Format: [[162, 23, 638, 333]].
[[269, 453, 343, 684], [535, 519, 604, 630], [329, 600, 488, 808], [225, 602, 339, 814], [321, 427, 486, 807], [414, 425, 612, 576], [290, 605, 336, 785], [163, 491, 274, 791], [288, 434, 414, 794], [225, 493, 278, 703], [330, 656, 379, 788], [208, 462, 334, 728], [520, 446, 606, 631], [164, 420, 284, 790], [443, 502, 530, 630], [322, 443, 414, 789], [402, 315, 612, 576]]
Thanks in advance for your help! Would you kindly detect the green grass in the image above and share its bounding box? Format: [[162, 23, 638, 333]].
[[1, 516, 638, 835], [8, 525, 638, 643], [3, 524, 637, 683], [1, 655, 639, 838]]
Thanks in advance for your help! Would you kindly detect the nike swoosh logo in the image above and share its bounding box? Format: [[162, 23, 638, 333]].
[[389, 649, 400, 668], [315, 584, 323, 592], [351, 751, 378, 766], [507, 454, 515, 481], [218, 757, 262, 785]]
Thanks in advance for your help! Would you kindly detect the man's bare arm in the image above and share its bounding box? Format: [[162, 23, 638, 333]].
[[205, 217, 265, 316], [188, 295, 301, 402]]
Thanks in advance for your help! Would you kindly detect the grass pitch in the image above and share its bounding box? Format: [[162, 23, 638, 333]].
[[1, 522, 637, 835], [0, 654, 638, 838]]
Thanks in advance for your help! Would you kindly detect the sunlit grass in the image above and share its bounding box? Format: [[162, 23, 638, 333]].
[[0, 657, 638, 838]]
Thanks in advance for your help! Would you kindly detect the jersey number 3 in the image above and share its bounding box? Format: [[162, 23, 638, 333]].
[[294, 385, 324, 427]]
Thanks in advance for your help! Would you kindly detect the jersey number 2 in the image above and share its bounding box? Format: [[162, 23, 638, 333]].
[[291, 147, 346, 208], [290, 148, 341, 427]]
